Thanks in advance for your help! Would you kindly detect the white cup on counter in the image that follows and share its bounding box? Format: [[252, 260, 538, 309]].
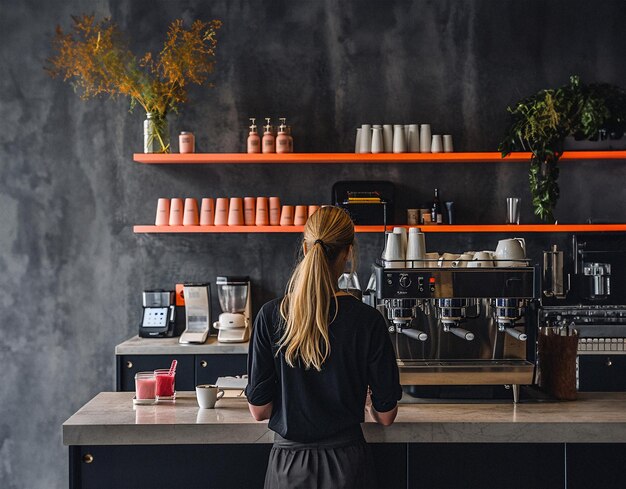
[[196, 384, 225, 409]]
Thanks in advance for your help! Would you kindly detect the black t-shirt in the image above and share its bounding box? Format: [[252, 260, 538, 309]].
[[245, 295, 402, 442]]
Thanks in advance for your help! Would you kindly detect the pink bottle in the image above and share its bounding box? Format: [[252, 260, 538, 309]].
[[214, 198, 229, 226], [155, 198, 170, 226], [269, 197, 281, 225], [183, 198, 199, 226], [255, 197, 269, 226], [228, 198, 244, 226], [200, 198, 215, 226], [280, 205, 294, 226], [276, 118, 289, 154], [179, 132, 195, 153], [294, 205, 308, 226], [244, 197, 256, 225], [247, 118, 261, 154], [262, 118, 275, 153], [169, 198, 184, 226]]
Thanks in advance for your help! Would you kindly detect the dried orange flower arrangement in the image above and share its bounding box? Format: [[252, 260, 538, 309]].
[[47, 14, 222, 152]]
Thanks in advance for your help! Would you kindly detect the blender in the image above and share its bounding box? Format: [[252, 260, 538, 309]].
[[213, 276, 252, 343]]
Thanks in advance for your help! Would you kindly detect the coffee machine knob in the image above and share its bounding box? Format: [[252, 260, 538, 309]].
[[399, 275, 411, 288]]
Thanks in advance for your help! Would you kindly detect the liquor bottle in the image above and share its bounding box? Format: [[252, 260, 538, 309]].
[[431, 188, 443, 224]]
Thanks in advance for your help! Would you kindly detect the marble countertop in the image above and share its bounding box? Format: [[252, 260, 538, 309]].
[[115, 335, 249, 355], [63, 391, 626, 446]]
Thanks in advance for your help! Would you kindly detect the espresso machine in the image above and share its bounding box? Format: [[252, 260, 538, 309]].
[[541, 233, 626, 391], [374, 260, 539, 402], [213, 276, 252, 343]]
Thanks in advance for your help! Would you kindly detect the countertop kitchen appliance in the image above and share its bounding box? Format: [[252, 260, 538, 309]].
[[374, 259, 539, 402], [179, 283, 211, 344], [139, 290, 180, 338], [214, 276, 251, 343], [541, 233, 626, 392]]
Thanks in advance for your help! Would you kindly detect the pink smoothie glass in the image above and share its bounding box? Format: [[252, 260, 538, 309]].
[[154, 369, 176, 399], [135, 371, 156, 400]]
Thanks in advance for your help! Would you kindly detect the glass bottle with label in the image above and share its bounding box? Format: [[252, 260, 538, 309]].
[[431, 188, 443, 224]]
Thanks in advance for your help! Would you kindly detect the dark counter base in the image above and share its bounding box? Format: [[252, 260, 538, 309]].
[[69, 442, 626, 489]]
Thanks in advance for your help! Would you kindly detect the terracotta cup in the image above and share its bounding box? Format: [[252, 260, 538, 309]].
[[280, 205, 294, 226], [244, 197, 256, 226], [183, 198, 199, 226], [200, 198, 215, 226], [155, 198, 170, 226], [269, 197, 281, 226], [255, 197, 269, 226], [294, 205, 308, 226], [308, 205, 320, 217], [214, 198, 229, 226], [228, 198, 244, 226], [169, 198, 184, 226]]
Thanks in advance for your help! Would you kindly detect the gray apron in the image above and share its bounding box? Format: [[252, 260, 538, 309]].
[[264, 425, 376, 489]]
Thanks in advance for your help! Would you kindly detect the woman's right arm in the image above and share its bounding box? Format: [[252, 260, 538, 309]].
[[245, 304, 277, 420], [366, 315, 403, 425], [365, 388, 398, 426]]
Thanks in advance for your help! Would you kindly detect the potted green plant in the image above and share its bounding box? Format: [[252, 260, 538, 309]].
[[47, 15, 222, 153], [498, 75, 626, 222]]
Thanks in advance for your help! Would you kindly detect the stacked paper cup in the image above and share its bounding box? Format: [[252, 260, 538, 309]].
[[382, 227, 426, 268]]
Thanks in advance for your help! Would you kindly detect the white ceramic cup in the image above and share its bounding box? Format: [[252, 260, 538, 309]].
[[453, 253, 474, 268], [420, 124, 432, 152], [383, 125, 393, 152], [431, 134, 443, 153], [408, 124, 420, 152], [371, 127, 384, 153], [440, 253, 460, 268], [383, 232, 405, 268], [471, 251, 495, 268], [443, 134, 454, 152], [406, 228, 426, 267], [424, 252, 440, 268], [355, 128, 362, 153], [196, 384, 225, 409], [392, 125, 407, 153], [359, 124, 372, 153]]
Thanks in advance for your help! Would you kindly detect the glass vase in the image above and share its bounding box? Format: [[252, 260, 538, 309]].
[[143, 112, 170, 153]]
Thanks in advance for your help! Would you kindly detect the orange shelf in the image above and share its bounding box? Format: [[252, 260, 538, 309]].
[[133, 151, 626, 164], [134, 224, 626, 234]]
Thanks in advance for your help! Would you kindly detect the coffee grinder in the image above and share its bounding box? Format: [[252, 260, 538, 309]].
[[213, 276, 252, 343]]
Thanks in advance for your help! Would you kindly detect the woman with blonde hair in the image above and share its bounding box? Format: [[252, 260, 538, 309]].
[[246, 206, 402, 489]]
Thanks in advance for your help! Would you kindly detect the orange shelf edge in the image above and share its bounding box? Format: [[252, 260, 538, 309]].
[[134, 224, 626, 234], [133, 151, 626, 164]]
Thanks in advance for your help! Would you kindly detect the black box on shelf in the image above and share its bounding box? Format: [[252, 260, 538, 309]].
[[332, 181, 394, 225]]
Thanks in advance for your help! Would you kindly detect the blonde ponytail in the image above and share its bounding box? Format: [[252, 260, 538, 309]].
[[279, 206, 355, 371]]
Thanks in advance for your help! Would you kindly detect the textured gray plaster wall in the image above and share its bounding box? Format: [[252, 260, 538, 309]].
[[1, 0, 626, 487]]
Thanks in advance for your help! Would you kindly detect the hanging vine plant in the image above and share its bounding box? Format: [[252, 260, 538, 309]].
[[498, 75, 626, 222]]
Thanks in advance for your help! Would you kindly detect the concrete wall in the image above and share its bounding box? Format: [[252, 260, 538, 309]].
[[1, 1, 626, 487]]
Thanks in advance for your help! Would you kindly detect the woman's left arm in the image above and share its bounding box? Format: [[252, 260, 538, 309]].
[[248, 401, 273, 421]]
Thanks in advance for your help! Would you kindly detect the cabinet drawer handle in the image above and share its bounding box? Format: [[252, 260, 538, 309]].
[[83, 454, 94, 464], [126, 361, 133, 369], [200, 360, 208, 368], [606, 358, 613, 367]]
